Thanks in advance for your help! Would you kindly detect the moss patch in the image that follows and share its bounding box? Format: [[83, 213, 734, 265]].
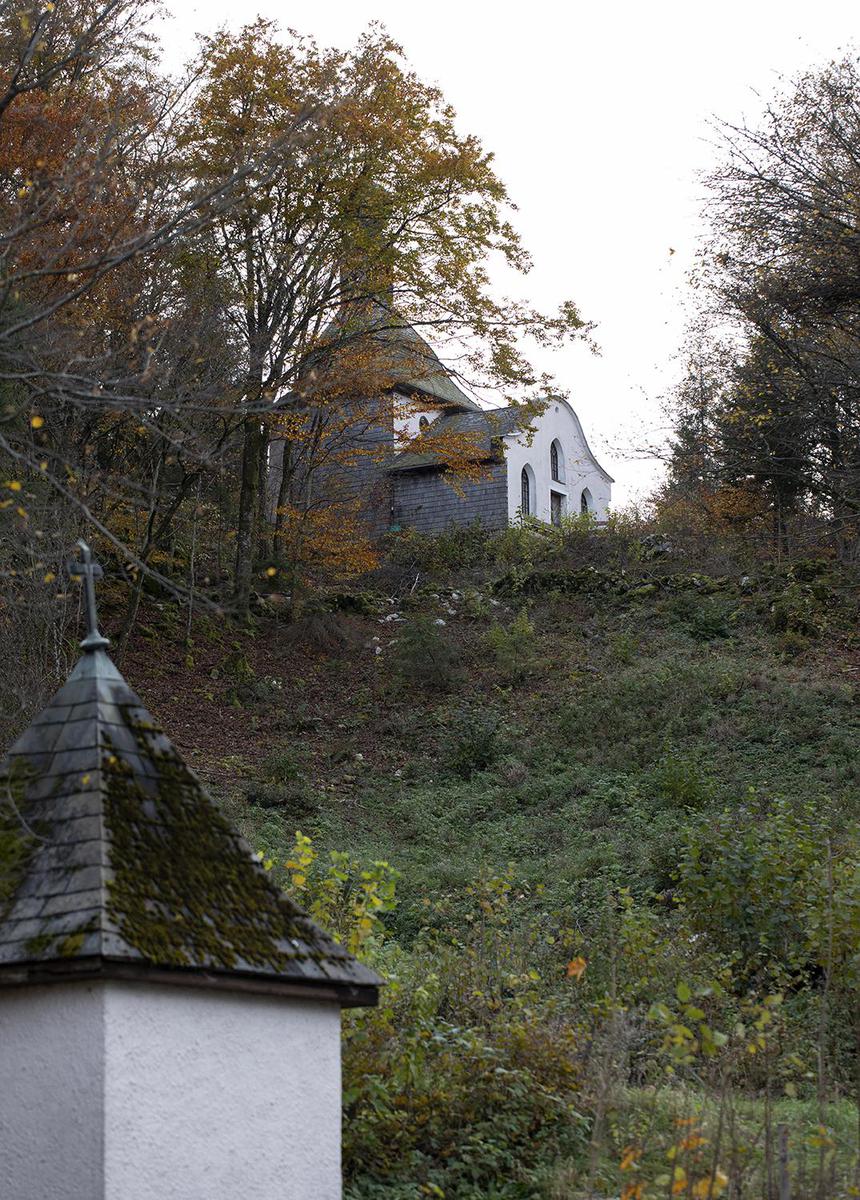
[[0, 764, 40, 922], [103, 712, 318, 971]]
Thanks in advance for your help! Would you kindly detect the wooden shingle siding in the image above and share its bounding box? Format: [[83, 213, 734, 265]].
[[391, 463, 508, 534]]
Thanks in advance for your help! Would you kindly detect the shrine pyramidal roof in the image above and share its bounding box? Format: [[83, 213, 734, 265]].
[[0, 544, 380, 1007]]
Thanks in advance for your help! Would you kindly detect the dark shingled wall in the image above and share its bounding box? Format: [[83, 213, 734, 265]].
[[391, 462, 508, 534], [331, 408, 394, 537], [267, 396, 395, 537]]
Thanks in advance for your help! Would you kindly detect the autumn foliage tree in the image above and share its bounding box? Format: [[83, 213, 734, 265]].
[[0, 1, 307, 610], [0, 6, 588, 639], [182, 21, 586, 614]]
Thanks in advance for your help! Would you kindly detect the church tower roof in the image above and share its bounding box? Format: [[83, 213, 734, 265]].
[[0, 544, 379, 1006], [310, 300, 482, 412]]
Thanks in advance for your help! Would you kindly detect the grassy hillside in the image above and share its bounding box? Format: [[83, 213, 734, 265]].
[[115, 519, 860, 1198], [125, 524, 860, 923]]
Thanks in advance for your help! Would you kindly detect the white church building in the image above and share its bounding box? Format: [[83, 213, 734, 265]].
[[268, 312, 613, 537]]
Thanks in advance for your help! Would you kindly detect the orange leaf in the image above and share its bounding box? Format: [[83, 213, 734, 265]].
[[620, 1146, 641, 1171]]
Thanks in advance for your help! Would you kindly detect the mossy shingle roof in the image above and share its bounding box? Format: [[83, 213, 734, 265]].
[[0, 647, 380, 1006]]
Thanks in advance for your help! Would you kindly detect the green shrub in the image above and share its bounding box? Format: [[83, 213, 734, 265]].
[[677, 797, 859, 985], [272, 835, 586, 1199], [441, 703, 505, 779], [488, 520, 548, 569], [670, 592, 733, 640], [778, 629, 809, 658], [242, 746, 318, 815], [392, 616, 461, 691], [768, 581, 827, 638], [261, 746, 305, 784], [282, 609, 359, 652], [343, 1006, 584, 1199], [484, 608, 536, 683], [331, 591, 382, 616], [648, 753, 714, 810], [387, 522, 494, 572]]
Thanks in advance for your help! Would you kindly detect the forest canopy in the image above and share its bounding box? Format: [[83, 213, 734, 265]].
[[0, 1, 586, 623], [660, 56, 860, 559]]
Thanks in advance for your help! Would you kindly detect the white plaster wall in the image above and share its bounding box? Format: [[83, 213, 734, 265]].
[[0, 982, 343, 1200], [0, 984, 106, 1200], [394, 403, 442, 442], [503, 400, 611, 523], [103, 983, 343, 1200]]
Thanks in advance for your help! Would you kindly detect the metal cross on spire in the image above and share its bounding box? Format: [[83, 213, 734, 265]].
[[69, 540, 110, 651]]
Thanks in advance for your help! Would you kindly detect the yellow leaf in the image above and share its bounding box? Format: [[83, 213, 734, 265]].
[[672, 1167, 688, 1195], [43, 572, 55, 584], [6, 481, 22, 491], [693, 1170, 729, 1198], [31, 415, 44, 429]]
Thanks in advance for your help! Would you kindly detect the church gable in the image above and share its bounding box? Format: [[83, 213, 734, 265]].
[[503, 398, 612, 525], [387, 398, 611, 535]]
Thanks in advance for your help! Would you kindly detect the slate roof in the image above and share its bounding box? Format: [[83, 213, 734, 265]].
[[310, 301, 481, 412], [390, 405, 531, 472], [386, 321, 481, 410], [0, 643, 380, 1006]]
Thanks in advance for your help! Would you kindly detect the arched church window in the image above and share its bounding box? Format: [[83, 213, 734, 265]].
[[550, 439, 565, 483], [521, 466, 531, 515], [418, 415, 430, 432], [580, 487, 593, 515]]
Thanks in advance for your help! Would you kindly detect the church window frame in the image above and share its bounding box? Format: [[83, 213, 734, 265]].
[[550, 439, 565, 484], [520, 465, 532, 516], [580, 487, 593, 515]]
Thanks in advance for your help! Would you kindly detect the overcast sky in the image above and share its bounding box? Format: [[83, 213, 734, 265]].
[[159, 0, 858, 506]]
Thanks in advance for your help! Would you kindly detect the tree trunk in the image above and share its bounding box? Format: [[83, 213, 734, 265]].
[[116, 452, 164, 654], [234, 414, 266, 619], [272, 438, 293, 556], [256, 424, 270, 559]]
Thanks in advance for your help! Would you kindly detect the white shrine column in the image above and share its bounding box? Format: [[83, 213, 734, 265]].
[[0, 546, 380, 1200]]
